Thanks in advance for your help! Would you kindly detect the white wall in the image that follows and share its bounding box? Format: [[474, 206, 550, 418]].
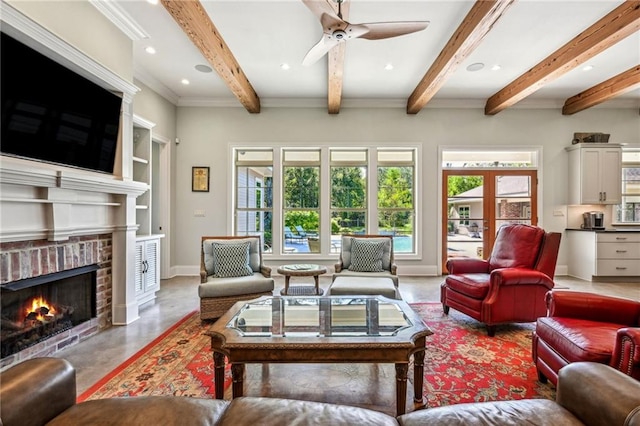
[[173, 106, 639, 275]]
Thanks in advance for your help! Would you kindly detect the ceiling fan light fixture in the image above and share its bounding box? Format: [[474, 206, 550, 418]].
[[466, 62, 485, 72]]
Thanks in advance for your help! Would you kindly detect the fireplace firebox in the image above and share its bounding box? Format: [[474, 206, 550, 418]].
[[1, 265, 98, 359]]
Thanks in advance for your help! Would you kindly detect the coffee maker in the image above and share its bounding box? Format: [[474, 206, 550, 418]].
[[582, 211, 604, 230]]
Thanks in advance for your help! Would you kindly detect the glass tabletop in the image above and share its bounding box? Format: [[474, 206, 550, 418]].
[[226, 296, 412, 338]]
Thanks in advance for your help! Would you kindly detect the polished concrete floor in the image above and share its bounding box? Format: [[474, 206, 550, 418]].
[[54, 274, 639, 401]]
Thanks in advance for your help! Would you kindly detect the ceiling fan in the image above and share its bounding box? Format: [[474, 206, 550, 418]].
[[301, 0, 429, 66]]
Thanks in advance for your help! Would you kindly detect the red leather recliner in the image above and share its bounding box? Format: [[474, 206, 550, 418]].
[[441, 224, 562, 336], [533, 290, 640, 386]]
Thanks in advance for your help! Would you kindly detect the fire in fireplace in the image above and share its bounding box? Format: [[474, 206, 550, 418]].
[[1, 265, 98, 358]]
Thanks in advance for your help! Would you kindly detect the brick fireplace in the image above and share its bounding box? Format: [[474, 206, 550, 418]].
[[0, 235, 113, 370]]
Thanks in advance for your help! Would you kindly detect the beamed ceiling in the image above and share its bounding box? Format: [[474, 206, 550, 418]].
[[96, 0, 640, 115]]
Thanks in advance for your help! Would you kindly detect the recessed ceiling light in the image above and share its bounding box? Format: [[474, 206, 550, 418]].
[[280, 63, 291, 71], [582, 65, 594, 71], [491, 64, 501, 71], [147, 0, 158, 5], [144, 46, 156, 55], [195, 64, 213, 73], [466, 63, 485, 72], [384, 63, 394, 71], [181, 79, 190, 85]]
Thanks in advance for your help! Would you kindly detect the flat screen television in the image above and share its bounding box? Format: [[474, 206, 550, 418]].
[[1, 32, 122, 174]]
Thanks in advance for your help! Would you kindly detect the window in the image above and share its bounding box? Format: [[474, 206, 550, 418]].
[[616, 149, 640, 223], [330, 149, 367, 252], [457, 205, 470, 226], [378, 150, 415, 253], [235, 150, 273, 251], [283, 150, 320, 254], [233, 147, 418, 256]]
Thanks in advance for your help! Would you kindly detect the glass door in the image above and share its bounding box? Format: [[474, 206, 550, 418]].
[[442, 170, 537, 272]]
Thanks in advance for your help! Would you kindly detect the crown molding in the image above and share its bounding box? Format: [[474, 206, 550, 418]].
[[89, 0, 149, 40], [134, 65, 180, 105]]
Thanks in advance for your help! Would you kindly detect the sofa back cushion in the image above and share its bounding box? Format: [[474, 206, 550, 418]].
[[488, 224, 545, 271], [203, 237, 260, 276], [341, 236, 392, 271]]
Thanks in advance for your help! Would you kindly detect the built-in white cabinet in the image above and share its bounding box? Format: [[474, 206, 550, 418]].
[[133, 115, 154, 235], [566, 230, 640, 281], [566, 144, 622, 205], [135, 236, 161, 306]]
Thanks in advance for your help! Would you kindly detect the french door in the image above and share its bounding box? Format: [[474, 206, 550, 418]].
[[442, 170, 537, 273]]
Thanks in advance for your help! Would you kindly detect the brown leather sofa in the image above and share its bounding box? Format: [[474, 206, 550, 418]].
[[533, 290, 640, 386], [2, 358, 639, 426]]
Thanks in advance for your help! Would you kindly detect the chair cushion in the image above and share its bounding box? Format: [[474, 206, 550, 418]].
[[329, 277, 399, 299], [199, 273, 275, 298], [488, 224, 545, 271], [535, 317, 620, 364], [349, 239, 385, 272], [341, 236, 391, 271], [211, 241, 253, 278], [203, 238, 260, 275], [444, 273, 491, 300]]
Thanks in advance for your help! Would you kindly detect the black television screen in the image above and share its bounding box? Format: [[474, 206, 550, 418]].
[[1, 32, 122, 174]]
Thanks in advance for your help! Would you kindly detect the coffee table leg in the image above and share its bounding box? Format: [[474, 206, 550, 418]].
[[213, 351, 225, 399], [231, 363, 245, 398], [414, 347, 426, 403], [314, 275, 320, 294], [395, 363, 408, 416]]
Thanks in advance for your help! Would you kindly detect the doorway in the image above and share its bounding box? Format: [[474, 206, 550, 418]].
[[442, 170, 537, 272]]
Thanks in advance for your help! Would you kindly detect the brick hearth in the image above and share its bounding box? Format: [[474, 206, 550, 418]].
[[0, 234, 113, 370]]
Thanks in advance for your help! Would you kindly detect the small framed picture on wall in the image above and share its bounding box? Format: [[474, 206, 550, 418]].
[[192, 166, 210, 192]]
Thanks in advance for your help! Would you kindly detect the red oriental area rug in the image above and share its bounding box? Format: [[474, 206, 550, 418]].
[[78, 303, 555, 406]]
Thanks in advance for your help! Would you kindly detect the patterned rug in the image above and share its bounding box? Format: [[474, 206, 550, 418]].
[[78, 303, 555, 405]]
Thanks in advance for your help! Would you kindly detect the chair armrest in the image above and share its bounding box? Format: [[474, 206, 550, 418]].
[[334, 262, 344, 273], [390, 262, 398, 275], [0, 358, 77, 426], [260, 265, 272, 278], [446, 258, 490, 275], [546, 291, 640, 324], [611, 327, 640, 378], [556, 362, 640, 426], [200, 268, 208, 283], [489, 268, 555, 288]]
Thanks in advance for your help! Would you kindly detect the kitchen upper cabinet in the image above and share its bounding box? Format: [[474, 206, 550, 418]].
[[566, 144, 622, 205]]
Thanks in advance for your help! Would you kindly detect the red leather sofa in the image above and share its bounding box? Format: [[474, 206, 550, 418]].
[[441, 224, 562, 336], [533, 290, 640, 386]]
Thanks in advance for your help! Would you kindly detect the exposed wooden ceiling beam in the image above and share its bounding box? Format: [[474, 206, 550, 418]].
[[160, 0, 260, 113], [563, 65, 640, 115], [406, 0, 515, 115], [485, 1, 640, 115], [327, 0, 349, 114]]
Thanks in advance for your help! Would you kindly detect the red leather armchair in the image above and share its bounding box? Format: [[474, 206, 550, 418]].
[[441, 224, 562, 336], [533, 290, 640, 386]]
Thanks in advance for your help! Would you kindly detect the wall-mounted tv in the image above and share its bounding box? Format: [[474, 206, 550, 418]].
[[1, 32, 122, 174]]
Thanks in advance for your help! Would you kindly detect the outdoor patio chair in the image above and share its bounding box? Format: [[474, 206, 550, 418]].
[[295, 225, 318, 238], [284, 226, 305, 243]]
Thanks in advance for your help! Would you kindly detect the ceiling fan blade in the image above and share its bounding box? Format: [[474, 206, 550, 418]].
[[301, 0, 342, 23], [357, 21, 429, 40], [302, 36, 340, 66]]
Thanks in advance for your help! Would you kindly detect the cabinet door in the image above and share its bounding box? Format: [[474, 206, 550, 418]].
[[134, 241, 144, 294], [144, 239, 160, 292], [600, 148, 622, 204], [580, 149, 603, 204]]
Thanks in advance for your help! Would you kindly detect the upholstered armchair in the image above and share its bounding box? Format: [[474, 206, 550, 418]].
[[328, 234, 400, 299], [441, 224, 561, 336], [533, 290, 640, 386], [199, 236, 274, 320]]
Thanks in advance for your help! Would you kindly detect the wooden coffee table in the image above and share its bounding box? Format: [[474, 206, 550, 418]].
[[277, 264, 326, 295], [205, 295, 433, 415]]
